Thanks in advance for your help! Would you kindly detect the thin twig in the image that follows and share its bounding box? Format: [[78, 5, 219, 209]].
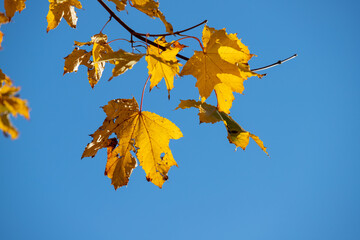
[[97, 0, 189, 61], [251, 54, 298, 72], [135, 20, 208, 37]]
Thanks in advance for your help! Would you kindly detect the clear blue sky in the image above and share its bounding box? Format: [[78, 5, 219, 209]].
[[1, 0, 359, 239]]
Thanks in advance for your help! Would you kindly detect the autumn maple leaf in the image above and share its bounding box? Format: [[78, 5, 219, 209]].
[[46, 0, 82, 32], [176, 99, 268, 155], [146, 37, 183, 98], [82, 98, 183, 189], [180, 26, 263, 114], [0, 69, 30, 139], [4, 0, 26, 20]]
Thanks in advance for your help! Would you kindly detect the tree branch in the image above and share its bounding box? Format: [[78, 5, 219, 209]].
[[97, 0, 190, 61], [251, 54, 297, 72]]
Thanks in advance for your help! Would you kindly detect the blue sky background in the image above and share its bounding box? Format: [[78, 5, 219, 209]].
[[1, 0, 359, 239]]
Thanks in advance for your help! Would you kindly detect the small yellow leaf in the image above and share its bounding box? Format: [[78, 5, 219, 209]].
[[46, 0, 82, 32], [176, 100, 268, 155], [82, 98, 183, 189], [4, 0, 26, 20], [131, 0, 173, 33], [108, 0, 127, 11], [146, 37, 183, 98]]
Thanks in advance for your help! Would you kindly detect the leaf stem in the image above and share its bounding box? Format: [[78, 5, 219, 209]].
[[140, 75, 151, 112], [97, 0, 190, 61], [251, 54, 297, 72], [100, 16, 112, 33], [175, 35, 204, 51]]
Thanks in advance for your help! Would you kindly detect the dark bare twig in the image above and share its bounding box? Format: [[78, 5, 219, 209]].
[[251, 54, 297, 72], [135, 20, 208, 37]]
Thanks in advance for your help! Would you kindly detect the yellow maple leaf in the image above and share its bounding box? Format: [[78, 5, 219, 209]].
[[146, 37, 183, 98], [180, 25, 263, 114], [4, 0, 26, 20], [0, 12, 9, 49], [82, 98, 183, 189], [46, 0, 82, 32], [0, 69, 30, 139], [176, 99, 268, 155], [131, 0, 173, 33], [107, 0, 127, 11]]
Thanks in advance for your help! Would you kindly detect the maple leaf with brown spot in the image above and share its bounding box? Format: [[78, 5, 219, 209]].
[[0, 69, 30, 139], [145, 37, 183, 98], [46, 0, 82, 32], [180, 25, 263, 114], [82, 98, 183, 189], [176, 100, 268, 155], [4, 0, 26, 20]]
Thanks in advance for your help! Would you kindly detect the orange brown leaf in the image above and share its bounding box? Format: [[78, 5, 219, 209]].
[[4, 0, 26, 20]]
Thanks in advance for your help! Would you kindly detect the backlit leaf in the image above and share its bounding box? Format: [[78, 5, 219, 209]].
[[146, 37, 183, 98], [82, 98, 183, 189], [177, 99, 268, 155], [4, 0, 26, 19], [180, 25, 263, 114], [46, 0, 82, 32]]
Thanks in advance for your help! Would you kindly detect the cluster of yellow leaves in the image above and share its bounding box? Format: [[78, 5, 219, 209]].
[[181, 26, 264, 114], [64, 33, 144, 88], [82, 98, 183, 189], [46, 0, 82, 32], [108, 0, 173, 33], [0, 69, 30, 139], [176, 100, 268, 155]]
